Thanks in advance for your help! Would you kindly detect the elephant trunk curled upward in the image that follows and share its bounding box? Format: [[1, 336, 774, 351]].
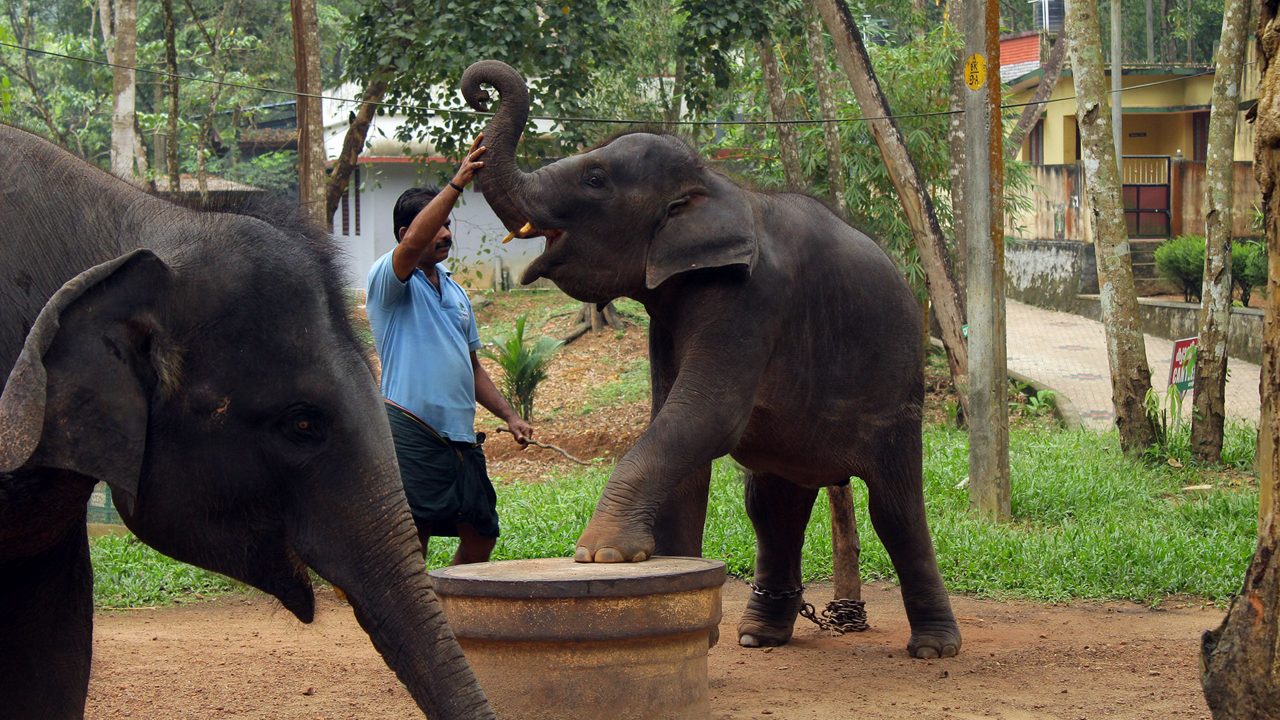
[[0, 124, 493, 719], [461, 60, 961, 659]]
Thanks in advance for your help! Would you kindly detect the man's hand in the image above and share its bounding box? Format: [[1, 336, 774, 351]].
[[505, 415, 534, 447], [452, 134, 486, 188]]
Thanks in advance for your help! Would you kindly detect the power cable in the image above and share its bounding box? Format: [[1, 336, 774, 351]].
[[0, 39, 1231, 128]]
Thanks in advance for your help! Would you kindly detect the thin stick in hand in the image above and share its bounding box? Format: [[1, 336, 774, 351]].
[[495, 427, 593, 466]]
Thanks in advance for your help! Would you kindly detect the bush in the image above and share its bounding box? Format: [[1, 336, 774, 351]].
[[1232, 240, 1267, 306], [1154, 234, 1205, 302], [480, 315, 561, 421]]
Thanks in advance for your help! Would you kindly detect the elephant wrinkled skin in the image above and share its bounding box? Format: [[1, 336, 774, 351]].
[[461, 60, 961, 660], [0, 125, 494, 719]]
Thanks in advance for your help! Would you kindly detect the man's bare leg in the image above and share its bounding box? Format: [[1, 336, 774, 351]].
[[453, 523, 496, 565]]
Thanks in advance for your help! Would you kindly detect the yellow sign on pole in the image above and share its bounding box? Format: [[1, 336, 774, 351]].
[[964, 53, 986, 91]]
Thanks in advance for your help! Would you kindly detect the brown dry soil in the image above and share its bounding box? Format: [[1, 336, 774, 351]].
[[86, 290, 1224, 719], [88, 583, 1222, 719]]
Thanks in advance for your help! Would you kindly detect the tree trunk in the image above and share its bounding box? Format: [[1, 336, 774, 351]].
[[1110, 0, 1123, 160], [107, 0, 137, 180], [827, 484, 861, 601], [1065, 0, 1158, 454], [1191, 0, 1251, 463], [812, 0, 970, 422], [758, 41, 803, 190], [291, 0, 326, 224], [1004, 35, 1070, 161], [945, 0, 968, 298], [326, 73, 390, 227], [161, 0, 181, 191], [805, 8, 848, 220], [562, 302, 625, 345], [1152, 0, 1162, 61], [1200, 5, 1280, 711]]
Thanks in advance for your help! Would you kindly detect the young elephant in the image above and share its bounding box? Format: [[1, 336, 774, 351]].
[[461, 60, 960, 659], [0, 125, 493, 719]]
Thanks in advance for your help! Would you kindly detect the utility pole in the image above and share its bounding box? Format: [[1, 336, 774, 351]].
[[962, 0, 1009, 519]]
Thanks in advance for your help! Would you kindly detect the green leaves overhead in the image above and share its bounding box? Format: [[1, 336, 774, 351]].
[[344, 0, 627, 160]]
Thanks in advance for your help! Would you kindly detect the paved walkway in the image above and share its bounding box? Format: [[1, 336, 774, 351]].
[[1005, 300, 1262, 431]]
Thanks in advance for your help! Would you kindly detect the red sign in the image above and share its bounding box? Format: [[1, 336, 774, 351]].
[[1168, 337, 1199, 395]]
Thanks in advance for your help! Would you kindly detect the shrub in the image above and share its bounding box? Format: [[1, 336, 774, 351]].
[[1154, 234, 1205, 302], [1232, 240, 1268, 306], [480, 315, 562, 421]]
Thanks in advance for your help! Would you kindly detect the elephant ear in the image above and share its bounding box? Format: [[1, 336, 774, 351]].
[[645, 173, 759, 290], [0, 249, 175, 512]]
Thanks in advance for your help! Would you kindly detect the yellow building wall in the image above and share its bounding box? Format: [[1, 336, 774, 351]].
[[1010, 65, 1256, 164]]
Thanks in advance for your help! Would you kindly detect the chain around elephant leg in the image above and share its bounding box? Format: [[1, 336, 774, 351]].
[[738, 584, 805, 647]]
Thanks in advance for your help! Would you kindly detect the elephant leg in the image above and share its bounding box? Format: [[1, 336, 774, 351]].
[[738, 471, 818, 648], [863, 422, 961, 659], [0, 513, 93, 718], [651, 463, 711, 557]]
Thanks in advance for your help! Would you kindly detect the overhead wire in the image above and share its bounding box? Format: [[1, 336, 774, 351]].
[[0, 39, 1231, 129]]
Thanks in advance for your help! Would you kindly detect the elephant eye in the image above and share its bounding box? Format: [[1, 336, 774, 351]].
[[280, 406, 325, 444], [667, 197, 690, 216], [582, 170, 607, 189]]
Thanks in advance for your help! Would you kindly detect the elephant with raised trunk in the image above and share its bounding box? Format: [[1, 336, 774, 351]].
[[0, 124, 494, 719], [461, 60, 961, 659]]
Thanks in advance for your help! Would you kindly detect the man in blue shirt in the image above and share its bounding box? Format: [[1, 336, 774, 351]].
[[367, 133, 533, 565]]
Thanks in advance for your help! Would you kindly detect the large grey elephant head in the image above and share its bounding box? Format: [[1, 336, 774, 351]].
[[461, 60, 758, 304], [0, 125, 492, 719]]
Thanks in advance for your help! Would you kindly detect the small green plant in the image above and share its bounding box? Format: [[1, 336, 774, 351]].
[[1232, 240, 1268, 306], [1008, 380, 1056, 418], [480, 315, 562, 421], [1154, 234, 1206, 302], [1143, 385, 1190, 463]]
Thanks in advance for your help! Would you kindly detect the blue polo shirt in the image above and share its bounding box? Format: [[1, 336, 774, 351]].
[[366, 251, 483, 443]]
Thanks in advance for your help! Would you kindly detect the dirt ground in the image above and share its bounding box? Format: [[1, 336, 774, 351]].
[[83, 291, 1225, 718], [87, 581, 1223, 719]]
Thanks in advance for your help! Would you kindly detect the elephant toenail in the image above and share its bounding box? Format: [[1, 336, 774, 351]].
[[739, 634, 761, 648], [630, 551, 649, 562], [595, 547, 624, 563], [574, 547, 592, 563]]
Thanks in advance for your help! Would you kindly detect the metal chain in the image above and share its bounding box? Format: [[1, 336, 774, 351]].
[[800, 597, 869, 634], [749, 583, 805, 600]]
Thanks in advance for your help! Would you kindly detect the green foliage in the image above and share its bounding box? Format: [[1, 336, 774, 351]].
[[480, 315, 562, 421], [581, 357, 651, 414], [1143, 385, 1190, 462], [469, 428, 1257, 604], [1155, 234, 1206, 302], [91, 534, 237, 608], [1232, 240, 1267, 306], [1010, 380, 1056, 418], [344, 0, 626, 159]]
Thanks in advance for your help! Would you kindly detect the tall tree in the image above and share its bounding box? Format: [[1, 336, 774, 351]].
[[291, 0, 325, 224], [1190, 0, 1251, 463], [804, 6, 847, 219], [1004, 34, 1069, 161], [1200, 7, 1280, 710], [160, 0, 180, 191], [811, 0, 971, 421], [758, 39, 804, 189], [1065, 0, 1157, 454], [101, 0, 138, 179]]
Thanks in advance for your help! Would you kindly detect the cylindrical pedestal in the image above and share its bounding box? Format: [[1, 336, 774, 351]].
[[430, 557, 725, 720]]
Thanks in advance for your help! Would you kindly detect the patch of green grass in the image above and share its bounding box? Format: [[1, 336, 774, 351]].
[[579, 358, 651, 415], [92, 427, 1259, 608], [91, 535, 238, 608]]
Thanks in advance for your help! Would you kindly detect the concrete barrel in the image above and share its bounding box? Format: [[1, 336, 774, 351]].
[[430, 556, 726, 720]]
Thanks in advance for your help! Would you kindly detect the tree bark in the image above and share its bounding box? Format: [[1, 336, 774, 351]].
[[1191, 0, 1251, 463], [805, 8, 847, 220], [812, 0, 970, 422], [1065, 0, 1158, 454], [1145, 0, 1155, 63], [1110, 0, 1124, 160], [827, 484, 861, 601], [161, 0, 181, 191], [1004, 35, 1070, 161], [325, 73, 389, 226], [291, 0, 326, 224], [758, 41, 803, 190], [1200, 5, 1280, 711], [945, 0, 967, 298], [107, 0, 137, 180]]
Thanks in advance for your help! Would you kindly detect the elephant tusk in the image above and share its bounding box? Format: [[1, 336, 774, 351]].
[[501, 221, 534, 244]]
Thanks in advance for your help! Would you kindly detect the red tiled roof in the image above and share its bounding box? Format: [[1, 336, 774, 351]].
[[1002, 34, 1040, 67]]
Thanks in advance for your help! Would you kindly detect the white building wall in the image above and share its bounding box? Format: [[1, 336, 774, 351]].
[[323, 84, 549, 291]]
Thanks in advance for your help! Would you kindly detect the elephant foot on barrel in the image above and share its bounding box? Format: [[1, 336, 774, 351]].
[[907, 621, 962, 659], [737, 586, 804, 647], [574, 518, 654, 563]]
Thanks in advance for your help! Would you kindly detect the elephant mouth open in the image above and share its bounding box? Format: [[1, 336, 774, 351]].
[[520, 227, 567, 285]]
